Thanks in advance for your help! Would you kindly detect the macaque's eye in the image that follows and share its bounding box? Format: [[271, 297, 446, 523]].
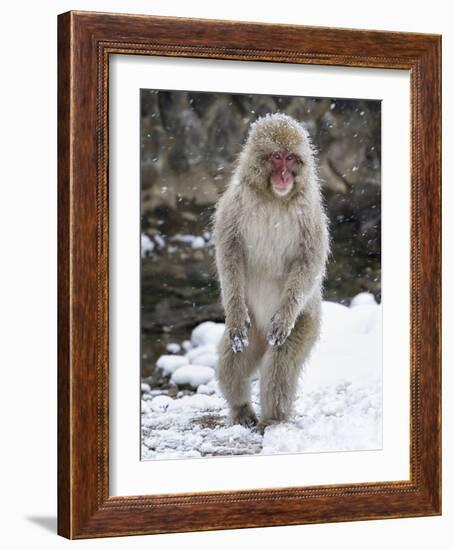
[[273, 152, 281, 160], [287, 154, 294, 161]]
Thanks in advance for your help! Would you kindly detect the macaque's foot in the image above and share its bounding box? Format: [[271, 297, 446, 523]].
[[257, 417, 285, 434], [256, 420, 279, 434], [231, 403, 258, 428], [256, 422, 267, 435], [267, 312, 293, 347]]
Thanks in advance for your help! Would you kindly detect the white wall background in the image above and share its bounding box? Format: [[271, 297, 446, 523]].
[[0, 1, 449, 547]]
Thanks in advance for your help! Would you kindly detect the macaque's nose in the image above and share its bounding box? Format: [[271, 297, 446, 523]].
[[281, 170, 292, 184]]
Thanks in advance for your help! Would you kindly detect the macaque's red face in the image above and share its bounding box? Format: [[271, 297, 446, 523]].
[[268, 150, 300, 197]]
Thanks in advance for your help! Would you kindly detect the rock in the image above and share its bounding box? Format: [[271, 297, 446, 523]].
[[191, 322, 225, 347], [192, 353, 218, 369], [182, 340, 193, 352], [141, 234, 155, 258], [171, 365, 215, 388], [350, 292, 377, 307], [197, 384, 215, 395], [185, 344, 217, 362], [166, 342, 181, 354], [156, 355, 189, 375], [191, 236, 205, 249]]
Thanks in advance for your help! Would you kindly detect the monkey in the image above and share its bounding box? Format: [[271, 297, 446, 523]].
[[213, 113, 329, 429]]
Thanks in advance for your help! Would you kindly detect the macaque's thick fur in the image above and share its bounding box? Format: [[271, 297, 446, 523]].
[[213, 113, 329, 428]]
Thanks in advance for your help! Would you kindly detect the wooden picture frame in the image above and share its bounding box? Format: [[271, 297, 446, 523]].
[[57, 10, 441, 539]]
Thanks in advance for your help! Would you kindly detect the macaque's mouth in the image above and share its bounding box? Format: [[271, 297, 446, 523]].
[[272, 181, 294, 195], [273, 181, 293, 189], [271, 174, 294, 190]]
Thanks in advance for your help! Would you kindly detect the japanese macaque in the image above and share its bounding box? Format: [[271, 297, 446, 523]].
[[213, 113, 329, 429]]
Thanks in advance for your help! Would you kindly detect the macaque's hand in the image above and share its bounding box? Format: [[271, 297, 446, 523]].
[[267, 311, 294, 347], [226, 307, 251, 353]]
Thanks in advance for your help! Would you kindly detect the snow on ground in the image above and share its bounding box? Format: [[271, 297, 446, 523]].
[[141, 294, 382, 460]]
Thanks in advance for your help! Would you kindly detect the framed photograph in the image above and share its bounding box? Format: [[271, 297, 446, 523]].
[[58, 11, 441, 539]]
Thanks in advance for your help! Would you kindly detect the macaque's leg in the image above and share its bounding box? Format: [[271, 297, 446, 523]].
[[260, 308, 320, 425], [217, 323, 266, 427]]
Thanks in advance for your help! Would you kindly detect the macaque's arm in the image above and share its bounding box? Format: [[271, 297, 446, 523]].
[[268, 218, 329, 347], [216, 232, 248, 323], [214, 195, 250, 352]]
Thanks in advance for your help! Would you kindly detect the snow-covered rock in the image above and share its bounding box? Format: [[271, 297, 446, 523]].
[[320, 301, 356, 339], [171, 365, 215, 387], [191, 236, 205, 249], [156, 355, 189, 375], [168, 393, 224, 411], [349, 304, 381, 335], [185, 344, 217, 362], [191, 322, 225, 348], [350, 291, 377, 307], [191, 352, 218, 369], [182, 340, 193, 352], [197, 384, 215, 395], [172, 234, 206, 249], [141, 234, 155, 257], [166, 342, 181, 354], [154, 234, 165, 249]]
